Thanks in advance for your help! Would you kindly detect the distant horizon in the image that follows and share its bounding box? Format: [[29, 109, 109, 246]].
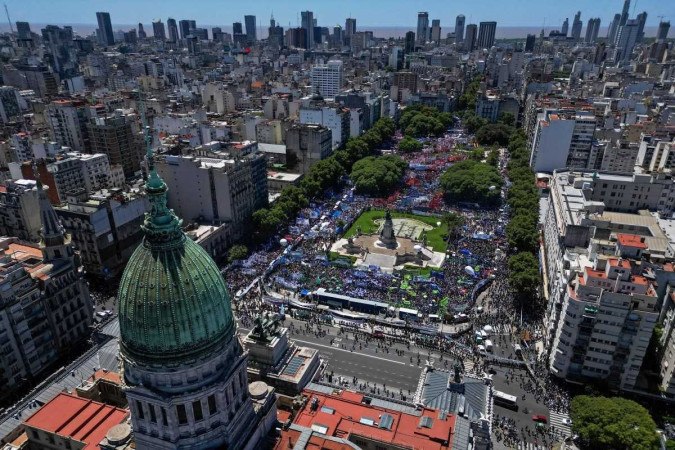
[[1, 22, 670, 40]]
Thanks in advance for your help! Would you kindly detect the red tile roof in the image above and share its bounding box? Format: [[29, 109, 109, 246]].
[[24, 392, 128, 450], [617, 233, 648, 249], [284, 388, 454, 450]]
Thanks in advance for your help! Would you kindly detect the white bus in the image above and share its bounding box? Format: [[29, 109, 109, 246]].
[[493, 390, 518, 410]]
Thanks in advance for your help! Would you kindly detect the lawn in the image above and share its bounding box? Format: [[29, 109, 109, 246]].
[[343, 209, 448, 252]]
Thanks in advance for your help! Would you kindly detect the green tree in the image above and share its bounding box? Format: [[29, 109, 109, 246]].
[[506, 213, 538, 253], [252, 208, 286, 236], [498, 112, 515, 126], [507, 252, 540, 301], [570, 396, 660, 450], [227, 244, 248, 263], [475, 123, 513, 146], [351, 155, 407, 197], [398, 136, 423, 153], [440, 160, 503, 206]]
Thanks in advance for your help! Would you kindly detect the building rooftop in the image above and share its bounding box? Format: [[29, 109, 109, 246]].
[[23, 393, 128, 450], [286, 385, 454, 450], [616, 233, 648, 249]]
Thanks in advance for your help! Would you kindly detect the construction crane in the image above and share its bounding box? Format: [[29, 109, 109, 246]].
[[4, 3, 14, 34]]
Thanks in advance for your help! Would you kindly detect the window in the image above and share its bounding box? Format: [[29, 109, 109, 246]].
[[193, 400, 204, 421], [176, 404, 188, 424], [161, 407, 168, 426], [208, 395, 218, 415], [149, 405, 157, 423], [136, 400, 145, 420]]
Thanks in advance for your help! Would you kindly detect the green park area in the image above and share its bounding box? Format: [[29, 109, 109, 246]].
[[342, 209, 448, 252]]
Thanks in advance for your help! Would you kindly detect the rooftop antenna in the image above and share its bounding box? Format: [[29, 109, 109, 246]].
[[4, 3, 14, 34]]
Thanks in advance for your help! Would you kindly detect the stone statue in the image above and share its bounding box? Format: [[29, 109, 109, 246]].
[[250, 312, 280, 342], [379, 210, 397, 249]]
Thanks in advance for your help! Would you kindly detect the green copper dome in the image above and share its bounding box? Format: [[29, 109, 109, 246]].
[[118, 144, 234, 363]]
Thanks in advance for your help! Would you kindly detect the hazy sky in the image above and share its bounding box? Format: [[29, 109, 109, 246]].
[[6, 0, 675, 29]]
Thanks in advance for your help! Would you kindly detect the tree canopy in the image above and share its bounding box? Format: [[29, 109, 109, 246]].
[[440, 160, 503, 206], [570, 396, 660, 450], [398, 135, 423, 153], [351, 155, 407, 197], [399, 105, 454, 138], [507, 252, 540, 301], [475, 123, 513, 146], [227, 244, 248, 263]]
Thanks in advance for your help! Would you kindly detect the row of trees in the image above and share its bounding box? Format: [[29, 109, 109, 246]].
[[252, 117, 396, 238], [351, 155, 407, 197], [505, 128, 541, 302]]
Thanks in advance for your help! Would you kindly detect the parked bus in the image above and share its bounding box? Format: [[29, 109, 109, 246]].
[[493, 390, 518, 410]]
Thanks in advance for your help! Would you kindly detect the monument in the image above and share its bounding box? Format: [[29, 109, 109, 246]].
[[378, 210, 398, 249]]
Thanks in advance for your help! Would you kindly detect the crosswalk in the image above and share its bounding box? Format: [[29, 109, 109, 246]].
[[548, 410, 573, 438], [515, 442, 547, 450]]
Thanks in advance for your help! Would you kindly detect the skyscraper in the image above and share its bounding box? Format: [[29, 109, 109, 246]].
[[591, 18, 601, 43], [571, 11, 582, 41], [178, 19, 190, 39], [477, 21, 496, 49], [345, 18, 356, 37], [167, 18, 179, 42], [96, 12, 114, 46], [561, 18, 569, 36], [455, 15, 465, 43], [404, 31, 415, 54], [430, 19, 441, 43], [244, 15, 257, 43], [233, 22, 243, 35], [616, 19, 639, 62], [620, 0, 630, 27], [416, 12, 429, 43], [301, 11, 314, 49], [152, 19, 166, 40], [118, 146, 276, 449], [465, 23, 478, 51], [16, 21, 31, 39], [585, 18, 595, 43], [657, 21, 671, 41], [608, 13, 621, 43], [138, 23, 146, 39], [636, 12, 647, 43], [525, 34, 536, 52]]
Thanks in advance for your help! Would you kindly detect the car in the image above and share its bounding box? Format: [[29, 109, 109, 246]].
[[562, 418, 572, 426], [532, 415, 548, 423]]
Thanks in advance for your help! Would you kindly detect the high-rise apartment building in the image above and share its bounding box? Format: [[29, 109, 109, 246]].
[[167, 18, 179, 42], [244, 15, 257, 43], [430, 19, 441, 43], [152, 19, 166, 40], [345, 18, 356, 37], [608, 13, 621, 43], [620, 0, 631, 26], [585, 18, 601, 43], [455, 15, 465, 43], [310, 60, 344, 98], [154, 147, 268, 239], [561, 18, 569, 36], [616, 19, 639, 62], [529, 110, 597, 172], [96, 12, 114, 46], [285, 123, 333, 174], [416, 12, 429, 44], [571, 11, 583, 41], [45, 99, 90, 153], [636, 11, 648, 43], [178, 19, 191, 39], [465, 24, 478, 51], [16, 21, 31, 39], [477, 21, 496, 49], [657, 21, 671, 41], [138, 22, 146, 39], [87, 112, 143, 179], [0, 179, 42, 241], [404, 31, 415, 54], [301, 11, 314, 49]]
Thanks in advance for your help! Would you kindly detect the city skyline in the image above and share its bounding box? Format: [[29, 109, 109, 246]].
[[5, 0, 674, 30]]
